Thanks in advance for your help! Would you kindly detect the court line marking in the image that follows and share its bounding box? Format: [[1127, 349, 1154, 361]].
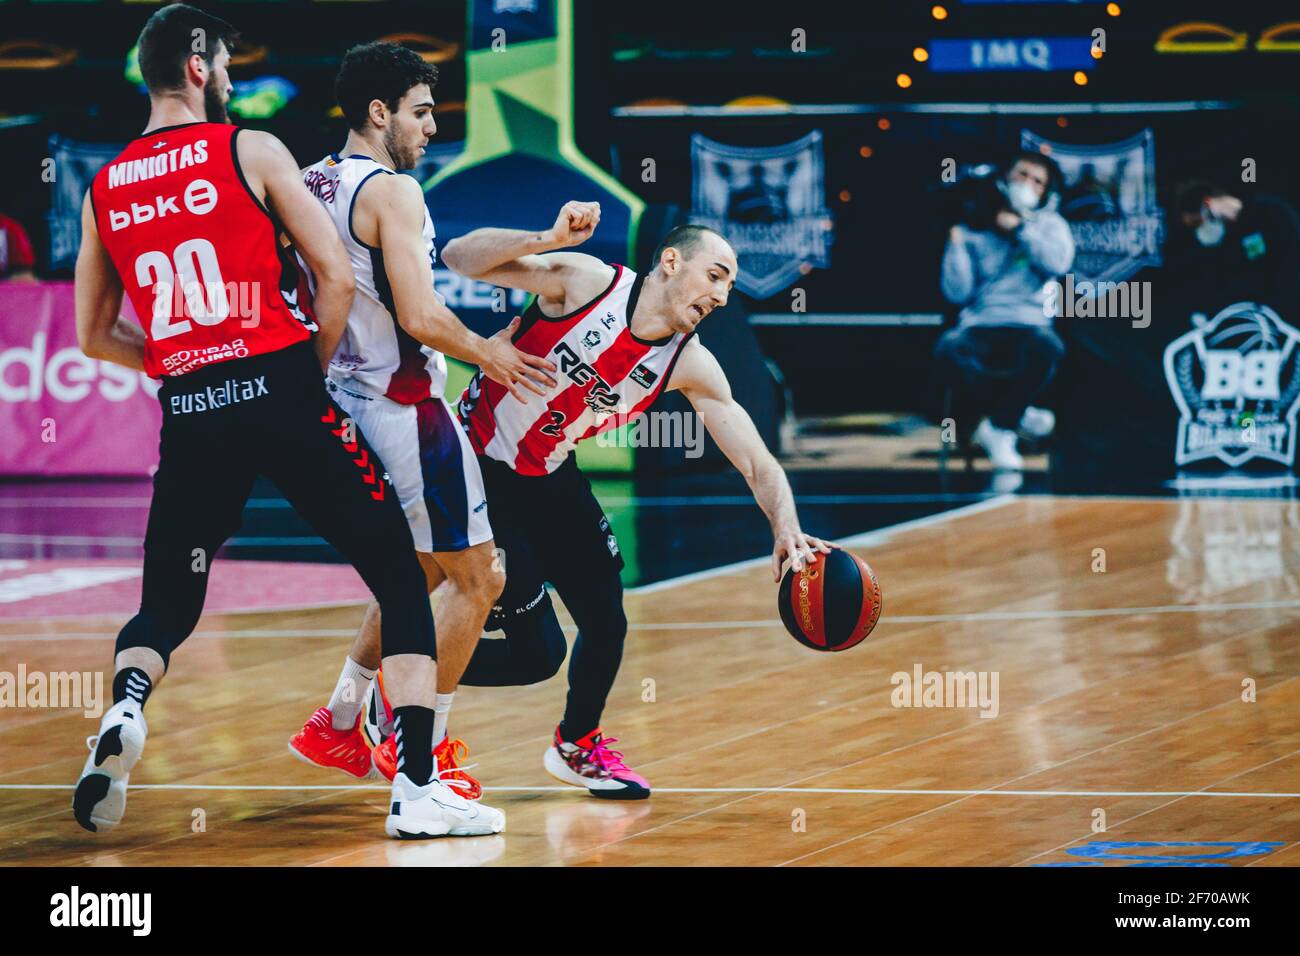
[[0, 495, 1018, 560], [579, 671, 1297, 867], [2, 784, 1296, 797], [774, 679, 1300, 867], [10, 595, 1300, 639], [626, 494, 1018, 595], [0, 495, 1017, 620]]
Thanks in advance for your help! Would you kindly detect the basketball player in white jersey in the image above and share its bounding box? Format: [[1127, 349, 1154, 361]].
[[287, 42, 554, 821], [360, 202, 835, 798]]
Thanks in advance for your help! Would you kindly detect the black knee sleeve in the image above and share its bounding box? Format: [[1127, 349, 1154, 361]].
[[511, 593, 567, 684], [462, 586, 566, 687]]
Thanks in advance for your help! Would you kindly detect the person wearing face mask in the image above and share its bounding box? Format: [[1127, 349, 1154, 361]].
[[1172, 180, 1300, 321], [936, 151, 1075, 471]]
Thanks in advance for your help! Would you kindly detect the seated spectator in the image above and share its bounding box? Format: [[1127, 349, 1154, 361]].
[[935, 151, 1074, 471], [0, 212, 36, 282], [1172, 180, 1300, 321]]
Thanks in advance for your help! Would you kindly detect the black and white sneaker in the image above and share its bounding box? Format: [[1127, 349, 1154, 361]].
[[72, 699, 148, 832], [385, 771, 505, 839]]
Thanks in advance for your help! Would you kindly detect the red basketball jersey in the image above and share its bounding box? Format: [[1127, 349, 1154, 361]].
[[458, 264, 693, 476], [90, 122, 316, 379]]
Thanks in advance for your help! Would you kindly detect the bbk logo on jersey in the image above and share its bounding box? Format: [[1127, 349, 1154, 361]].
[[1163, 301, 1300, 468]]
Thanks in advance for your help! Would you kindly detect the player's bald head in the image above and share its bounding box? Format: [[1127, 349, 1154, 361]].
[[651, 224, 731, 270]]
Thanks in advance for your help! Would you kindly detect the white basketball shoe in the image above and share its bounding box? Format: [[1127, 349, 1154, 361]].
[[72, 699, 149, 833], [385, 771, 506, 839]]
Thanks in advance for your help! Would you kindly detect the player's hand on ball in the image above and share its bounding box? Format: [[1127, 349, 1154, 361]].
[[549, 201, 601, 247], [482, 317, 558, 401], [772, 531, 837, 583]]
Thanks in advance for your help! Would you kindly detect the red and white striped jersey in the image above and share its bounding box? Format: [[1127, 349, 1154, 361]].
[[457, 264, 692, 476]]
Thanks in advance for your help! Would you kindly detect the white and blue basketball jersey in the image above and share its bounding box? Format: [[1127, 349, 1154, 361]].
[[300, 152, 447, 404]]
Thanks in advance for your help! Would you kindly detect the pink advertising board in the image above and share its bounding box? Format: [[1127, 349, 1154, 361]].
[[0, 281, 161, 476]]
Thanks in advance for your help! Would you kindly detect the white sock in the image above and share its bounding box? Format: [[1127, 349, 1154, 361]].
[[433, 692, 455, 744], [328, 657, 377, 731]]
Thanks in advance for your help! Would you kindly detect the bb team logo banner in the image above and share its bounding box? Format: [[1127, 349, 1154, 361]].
[[690, 131, 832, 300], [1021, 129, 1163, 284], [1163, 301, 1300, 468]]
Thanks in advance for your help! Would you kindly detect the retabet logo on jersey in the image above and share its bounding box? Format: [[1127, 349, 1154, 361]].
[[1163, 301, 1300, 468], [552, 341, 620, 413], [107, 179, 218, 231]]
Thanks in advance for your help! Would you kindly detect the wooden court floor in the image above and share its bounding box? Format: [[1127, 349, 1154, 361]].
[[2, 495, 1298, 866]]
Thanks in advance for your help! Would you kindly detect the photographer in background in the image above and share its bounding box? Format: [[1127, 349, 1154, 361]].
[[936, 151, 1074, 471]]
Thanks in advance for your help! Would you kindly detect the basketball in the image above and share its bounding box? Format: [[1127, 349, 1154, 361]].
[[778, 549, 882, 652]]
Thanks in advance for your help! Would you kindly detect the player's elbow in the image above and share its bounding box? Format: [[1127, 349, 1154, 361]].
[[440, 238, 466, 273], [440, 238, 479, 278], [76, 329, 99, 360], [397, 307, 443, 345], [317, 264, 356, 300], [76, 320, 105, 360]]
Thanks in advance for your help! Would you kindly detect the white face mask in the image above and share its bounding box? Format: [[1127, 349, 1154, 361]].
[[1007, 181, 1041, 214], [1196, 210, 1226, 247]]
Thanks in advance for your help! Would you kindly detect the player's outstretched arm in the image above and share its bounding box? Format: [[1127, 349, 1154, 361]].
[[441, 201, 615, 311], [237, 130, 356, 369], [367, 174, 556, 400], [670, 338, 836, 582], [75, 191, 145, 371]]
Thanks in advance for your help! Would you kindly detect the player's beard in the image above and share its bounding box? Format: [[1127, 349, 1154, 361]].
[[204, 71, 230, 125], [383, 124, 419, 171]]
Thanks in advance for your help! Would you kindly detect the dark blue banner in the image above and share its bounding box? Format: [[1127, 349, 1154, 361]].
[[929, 37, 1096, 73], [470, 0, 556, 53]]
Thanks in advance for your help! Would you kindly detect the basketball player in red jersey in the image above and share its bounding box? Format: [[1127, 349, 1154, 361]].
[[72, 5, 499, 838], [362, 203, 835, 798]]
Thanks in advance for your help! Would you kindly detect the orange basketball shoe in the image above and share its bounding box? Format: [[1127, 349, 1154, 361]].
[[372, 733, 483, 800], [288, 707, 374, 779]]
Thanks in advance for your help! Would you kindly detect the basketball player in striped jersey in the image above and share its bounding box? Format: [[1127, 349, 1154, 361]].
[[286, 42, 554, 810], [372, 203, 835, 797], [72, 5, 493, 839]]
